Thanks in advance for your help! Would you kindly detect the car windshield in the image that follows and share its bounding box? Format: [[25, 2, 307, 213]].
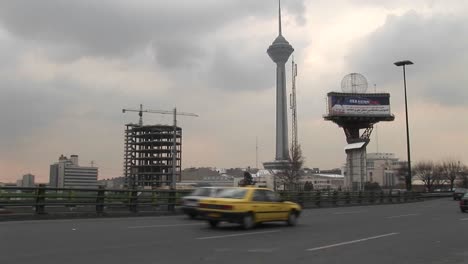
[[190, 188, 212, 197], [216, 189, 247, 199]]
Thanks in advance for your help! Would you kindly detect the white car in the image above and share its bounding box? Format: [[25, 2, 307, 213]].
[[181, 187, 226, 218]]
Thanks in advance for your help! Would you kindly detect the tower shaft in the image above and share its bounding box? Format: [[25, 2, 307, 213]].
[[275, 62, 289, 160]]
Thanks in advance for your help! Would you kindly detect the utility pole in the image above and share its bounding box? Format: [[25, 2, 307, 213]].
[[394, 60, 414, 191], [290, 57, 298, 152], [256, 136, 258, 169], [172, 108, 177, 190], [374, 84, 379, 153]]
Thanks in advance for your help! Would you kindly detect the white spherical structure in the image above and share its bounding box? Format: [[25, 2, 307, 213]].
[[341, 73, 368, 93]]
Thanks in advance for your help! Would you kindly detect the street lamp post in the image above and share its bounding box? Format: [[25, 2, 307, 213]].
[[394, 60, 414, 191]]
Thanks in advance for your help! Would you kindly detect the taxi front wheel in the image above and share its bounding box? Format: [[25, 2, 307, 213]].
[[287, 211, 298, 226]]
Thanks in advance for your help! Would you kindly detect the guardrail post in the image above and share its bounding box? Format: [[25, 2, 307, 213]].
[[67, 189, 72, 208], [96, 186, 105, 214], [369, 191, 375, 204], [35, 184, 46, 215], [397, 190, 401, 203], [297, 191, 304, 207], [129, 188, 138, 213], [304, 191, 311, 207], [332, 190, 338, 206], [151, 189, 158, 207], [379, 191, 384, 203], [168, 190, 176, 212], [345, 191, 351, 204], [358, 191, 363, 204], [403, 191, 408, 202], [315, 191, 321, 207]]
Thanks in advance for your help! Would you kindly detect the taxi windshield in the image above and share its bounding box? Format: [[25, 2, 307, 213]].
[[190, 188, 212, 197], [216, 189, 247, 199]]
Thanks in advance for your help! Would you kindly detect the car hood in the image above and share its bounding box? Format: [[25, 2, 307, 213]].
[[182, 196, 211, 200], [198, 198, 244, 204]]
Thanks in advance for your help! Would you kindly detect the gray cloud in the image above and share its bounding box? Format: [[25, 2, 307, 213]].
[[207, 44, 272, 91], [345, 11, 468, 106], [0, 0, 306, 64], [152, 37, 207, 69], [346, 0, 448, 9], [0, 78, 81, 149]]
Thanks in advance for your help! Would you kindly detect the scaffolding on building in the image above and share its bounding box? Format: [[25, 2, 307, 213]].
[[124, 124, 182, 188]]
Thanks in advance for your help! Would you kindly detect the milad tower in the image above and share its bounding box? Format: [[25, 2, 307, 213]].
[[264, 0, 294, 172]]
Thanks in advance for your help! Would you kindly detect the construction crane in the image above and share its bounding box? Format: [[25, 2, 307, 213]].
[[290, 57, 298, 152], [122, 104, 198, 189], [122, 104, 197, 126]]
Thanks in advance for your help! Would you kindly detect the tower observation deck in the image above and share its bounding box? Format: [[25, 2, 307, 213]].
[[324, 74, 394, 191]]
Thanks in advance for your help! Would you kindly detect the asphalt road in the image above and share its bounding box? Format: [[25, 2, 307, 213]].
[[1, 198, 467, 264]]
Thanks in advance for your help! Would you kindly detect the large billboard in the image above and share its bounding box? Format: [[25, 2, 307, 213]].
[[327, 93, 391, 117]]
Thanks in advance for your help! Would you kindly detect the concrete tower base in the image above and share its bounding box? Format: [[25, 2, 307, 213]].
[[344, 141, 369, 191]]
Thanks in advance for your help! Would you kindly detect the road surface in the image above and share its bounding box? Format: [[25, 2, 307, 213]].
[[1, 198, 467, 264]]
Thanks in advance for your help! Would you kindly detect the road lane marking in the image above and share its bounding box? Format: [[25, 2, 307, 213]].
[[248, 248, 277, 253], [460, 218, 468, 221], [128, 223, 203, 229], [306, 233, 399, 251], [196, 230, 281, 240], [386, 214, 419, 219], [333, 210, 366, 215]]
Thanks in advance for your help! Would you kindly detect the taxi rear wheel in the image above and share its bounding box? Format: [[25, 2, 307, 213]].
[[188, 213, 197, 219], [242, 213, 255, 230], [287, 211, 298, 226], [209, 220, 219, 228]]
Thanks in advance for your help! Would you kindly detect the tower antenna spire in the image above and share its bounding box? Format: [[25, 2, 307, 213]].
[[278, 0, 282, 36]]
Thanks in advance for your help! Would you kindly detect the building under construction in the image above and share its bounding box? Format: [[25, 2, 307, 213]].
[[124, 124, 182, 188]]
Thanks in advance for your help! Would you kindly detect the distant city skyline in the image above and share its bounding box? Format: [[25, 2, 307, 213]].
[[1, 1, 468, 183]]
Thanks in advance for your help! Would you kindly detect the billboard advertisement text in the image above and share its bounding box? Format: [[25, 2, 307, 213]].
[[328, 94, 391, 116]]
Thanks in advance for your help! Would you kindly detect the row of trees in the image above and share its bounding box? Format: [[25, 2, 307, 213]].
[[410, 159, 468, 192]]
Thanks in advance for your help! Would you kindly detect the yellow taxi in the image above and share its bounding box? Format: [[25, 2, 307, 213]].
[[197, 187, 301, 229]]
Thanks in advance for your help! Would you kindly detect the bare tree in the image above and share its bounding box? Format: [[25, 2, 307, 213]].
[[439, 159, 462, 191], [458, 164, 468, 188], [413, 161, 442, 192], [276, 144, 304, 190], [433, 163, 449, 190]]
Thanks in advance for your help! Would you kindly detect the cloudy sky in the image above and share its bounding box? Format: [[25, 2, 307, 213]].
[[1, 0, 467, 183]]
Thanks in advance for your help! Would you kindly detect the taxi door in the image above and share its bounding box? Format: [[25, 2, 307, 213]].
[[265, 190, 288, 220], [251, 190, 271, 222]]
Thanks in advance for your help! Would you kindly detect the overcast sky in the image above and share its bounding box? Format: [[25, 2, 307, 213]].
[[1, 0, 467, 183]]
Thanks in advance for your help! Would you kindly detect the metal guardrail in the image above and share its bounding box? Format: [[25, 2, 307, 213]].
[[0, 185, 452, 217], [278, 190, 427, 208], [0, 185, 191, 215]]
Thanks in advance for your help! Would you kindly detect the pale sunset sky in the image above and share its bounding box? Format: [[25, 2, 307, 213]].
[[1, 0, 467, 183]]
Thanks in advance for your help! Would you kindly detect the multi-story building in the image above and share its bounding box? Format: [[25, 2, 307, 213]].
[[49, 155, 98, 189], [21, 173, 35, 187], [366, 153, 404, 188]]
